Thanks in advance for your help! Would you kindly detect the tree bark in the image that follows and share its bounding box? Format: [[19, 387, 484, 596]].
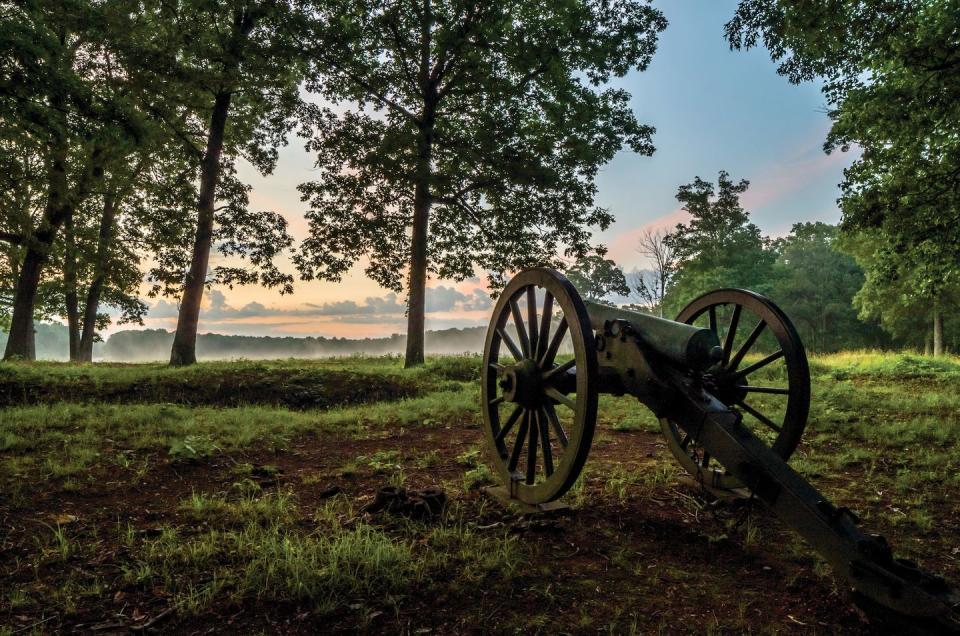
[[405, 168, 431, 368], [404, 0, 434, 369], [3, 143, 69, 361], [77, 190, 118, 362], [933, 297, 944, 356], [64, 213, 80, 360], [169, 91, 233, 366]]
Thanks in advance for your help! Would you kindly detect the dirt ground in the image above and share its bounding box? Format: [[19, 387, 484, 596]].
[[2, 425, 882, 634]]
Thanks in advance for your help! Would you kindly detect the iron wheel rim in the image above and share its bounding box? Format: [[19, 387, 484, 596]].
[[481, 268, 598, 504]]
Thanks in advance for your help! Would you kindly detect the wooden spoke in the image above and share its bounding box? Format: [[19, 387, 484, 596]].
[[497, 327, 524, 361], [543, 357, 575, 381], [527, 287, 539, 358], [733, 349, 784, 379], [537, 410, 554, 476], [539, 317, 568, 368], [722, 304, 741, 366], [508, 412, 529, 472], [739, 385, 790, 395], [481, 267, 599, 504], [545, 387, 576, 410], [495, 406, 523, 444], [664, 289, 811, 492], [738, 400, 782, 433], [526, 408, 538, 484], [728, 320, 766, 371], [537, 292, 554, 362], [509, 299, 531, 358], [543, 403, 568, 448]]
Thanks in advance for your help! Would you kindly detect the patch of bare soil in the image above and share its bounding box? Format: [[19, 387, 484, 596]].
[[0, 426, 910, 634]]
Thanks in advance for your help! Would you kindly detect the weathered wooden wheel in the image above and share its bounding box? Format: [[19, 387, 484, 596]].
[[481, 268, 598, 504], [660, 289, 810, 490]]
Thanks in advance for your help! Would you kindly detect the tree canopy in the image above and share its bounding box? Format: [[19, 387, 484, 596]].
[[565, 254, 630, 305], [662, 171, 775, 316], [296, 0, 667, 366], [726, 0, 960, 353]]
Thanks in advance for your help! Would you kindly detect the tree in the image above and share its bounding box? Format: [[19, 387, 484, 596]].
[[52, 141, 199, 362], [662, 171, 776, 316], [44, 20, 192, 362], [0, 0, 143, 360], [771, 222, 885, 352], [139, 0, 306, 366], [296, 0, 667, 367], [630, 228, 676, 316], [841, 230, 959, 354], [565, 254, 630, 305], [726, 0, 960, 353]]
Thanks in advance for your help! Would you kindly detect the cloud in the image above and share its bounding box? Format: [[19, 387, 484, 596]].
[[740, 142, 851, 213], [146, 284, 492, 326]]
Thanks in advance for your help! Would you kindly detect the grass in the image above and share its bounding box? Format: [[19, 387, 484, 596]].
[[0, 351, 958, 633], [0, 355, 479, 409], [122, 491, 525, 618]]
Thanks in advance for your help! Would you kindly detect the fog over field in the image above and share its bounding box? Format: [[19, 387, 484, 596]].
[[3, 323, 494, 362]]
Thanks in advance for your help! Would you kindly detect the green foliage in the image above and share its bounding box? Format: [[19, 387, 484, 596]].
[[168, 434, 221, 462], [662, 171, 776, 315], [136, 0, 308, 299], [772, 222, 886, 352], [296, 0, 667, 364], [565, 254, 631, 304], [841, 230, 960, 351], [727, 1, 960, 350], [297, 0, 666, 289]]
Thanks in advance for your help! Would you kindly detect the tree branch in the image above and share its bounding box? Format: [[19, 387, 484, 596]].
[[313, 49, 421, 125], [0, 231, 25, 245], [386, 17, 421, 94]]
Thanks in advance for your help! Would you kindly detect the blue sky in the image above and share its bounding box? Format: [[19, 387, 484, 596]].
[[595, 0, 852, 265], [139, 0, 856, 339]]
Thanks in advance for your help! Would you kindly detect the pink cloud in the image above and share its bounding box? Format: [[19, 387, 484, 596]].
[[741, 148, 849, 212]]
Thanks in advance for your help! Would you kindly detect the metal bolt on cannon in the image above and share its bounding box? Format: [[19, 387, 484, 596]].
[[480, 267, 959, 634]]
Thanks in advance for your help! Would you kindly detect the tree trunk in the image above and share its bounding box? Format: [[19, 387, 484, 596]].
[[405, 177, 431, 368], [405, 0, 434, 369], [933, 298, 944, 357], [5, 250, 44, 360], [64, 213, 80, 360], [169, 91, 233, 366], [77, 190, 118, 362], [4, 143, 69, 361]]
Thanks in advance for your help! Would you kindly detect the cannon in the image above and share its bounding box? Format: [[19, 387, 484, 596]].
[[480, 267, 959, 633]]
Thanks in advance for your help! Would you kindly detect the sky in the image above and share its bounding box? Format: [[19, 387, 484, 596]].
[[138, 0, 856, 340]]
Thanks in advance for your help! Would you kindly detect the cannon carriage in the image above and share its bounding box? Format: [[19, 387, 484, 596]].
[[480, 267, 959, 633]]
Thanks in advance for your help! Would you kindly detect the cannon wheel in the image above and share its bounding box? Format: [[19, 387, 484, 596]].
[[661, 289, 810, 491], [481, 268, 598, 504]]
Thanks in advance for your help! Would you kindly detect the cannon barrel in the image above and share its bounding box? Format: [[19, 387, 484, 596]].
[[584, 301, 722, 370]]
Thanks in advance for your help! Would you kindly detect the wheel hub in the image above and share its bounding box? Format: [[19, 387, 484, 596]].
[[702, 371, 748, 406], [499, 359, 544, 408]]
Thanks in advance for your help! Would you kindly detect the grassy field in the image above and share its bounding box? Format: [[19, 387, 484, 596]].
[[0, 353, 958, 634]]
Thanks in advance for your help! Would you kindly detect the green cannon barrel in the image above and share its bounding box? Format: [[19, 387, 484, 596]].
[[584, 302, 722, 370]]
